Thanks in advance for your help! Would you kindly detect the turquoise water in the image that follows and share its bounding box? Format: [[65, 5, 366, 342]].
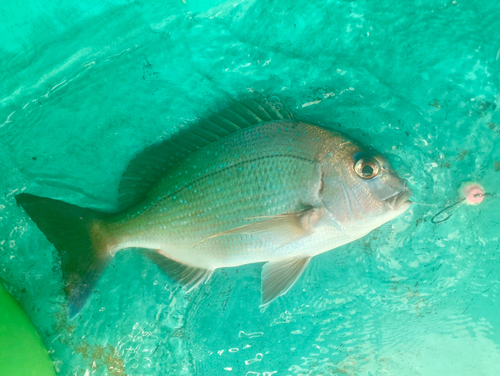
[[1, 0, 500, 375]]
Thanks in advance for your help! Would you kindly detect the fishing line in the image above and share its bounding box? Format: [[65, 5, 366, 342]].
[[411, 202, 437, 207]]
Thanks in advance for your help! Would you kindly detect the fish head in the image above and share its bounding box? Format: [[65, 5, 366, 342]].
[[320, 138, 412, 231]]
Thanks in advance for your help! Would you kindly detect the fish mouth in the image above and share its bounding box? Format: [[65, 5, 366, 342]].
[[385, 189, 413, 211]]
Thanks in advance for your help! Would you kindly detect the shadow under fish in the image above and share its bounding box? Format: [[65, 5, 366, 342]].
[[15, 97, 413, 317]]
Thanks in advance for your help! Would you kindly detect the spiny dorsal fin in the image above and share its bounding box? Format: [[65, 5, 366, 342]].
[[117, 97, 294, 209]]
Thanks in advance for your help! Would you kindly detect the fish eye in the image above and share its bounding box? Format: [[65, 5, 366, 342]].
[[354, 157, 380, 179]]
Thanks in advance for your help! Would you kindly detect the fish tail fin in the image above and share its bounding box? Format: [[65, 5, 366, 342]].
[[15, 193, 112, 317]]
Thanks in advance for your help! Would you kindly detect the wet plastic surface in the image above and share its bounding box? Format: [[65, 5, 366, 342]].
[[1, 0, 499, 375]]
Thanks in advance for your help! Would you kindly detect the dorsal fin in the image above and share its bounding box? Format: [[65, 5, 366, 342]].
[[117, 97, 294, 209]]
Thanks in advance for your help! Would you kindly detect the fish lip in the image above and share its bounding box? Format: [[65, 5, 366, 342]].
[[386, 189, 413, 210]]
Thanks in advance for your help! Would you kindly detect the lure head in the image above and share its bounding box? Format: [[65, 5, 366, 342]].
[[458, 182, 485, 205]]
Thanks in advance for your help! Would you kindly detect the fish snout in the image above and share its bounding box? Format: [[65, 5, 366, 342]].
[[385, 181, 413, 211]]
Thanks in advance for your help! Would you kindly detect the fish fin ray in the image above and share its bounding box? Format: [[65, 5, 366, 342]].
[[145, 250, 213, 291], [15, 193, 111, 318], [260, 257, 311, 305], [117, 96, 294, 209], [196, 207, 320, 248]]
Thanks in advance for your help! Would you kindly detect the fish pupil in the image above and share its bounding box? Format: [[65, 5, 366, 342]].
[[362, 165, 374, 177]]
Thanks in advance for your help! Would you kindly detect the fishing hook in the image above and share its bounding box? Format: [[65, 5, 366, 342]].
[[431, 192, 494, 224], [431, 198, 465, 224]]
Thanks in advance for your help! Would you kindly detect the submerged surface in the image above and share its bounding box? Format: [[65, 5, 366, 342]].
[[1, 0, 499, 375]]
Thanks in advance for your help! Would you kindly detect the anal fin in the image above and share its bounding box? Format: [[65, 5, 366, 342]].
[[145, 250, 213, 292], [261, 257, 311, 306]]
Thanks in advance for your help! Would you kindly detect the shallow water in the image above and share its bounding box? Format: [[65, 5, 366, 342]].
[[1, 0, 500, 375]]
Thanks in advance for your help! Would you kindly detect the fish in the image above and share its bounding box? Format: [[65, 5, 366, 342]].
[[15, 97, 412, 317]]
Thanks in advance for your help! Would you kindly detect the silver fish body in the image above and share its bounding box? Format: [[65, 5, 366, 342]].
[[16, 100, 412, 316], [107, 121, 409, 267]]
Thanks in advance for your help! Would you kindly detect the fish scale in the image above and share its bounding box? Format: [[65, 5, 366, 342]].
[[107, 122, 323, 266], [15, 99, 412, 316]]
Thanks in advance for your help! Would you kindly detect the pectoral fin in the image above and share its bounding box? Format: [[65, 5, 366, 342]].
[[145, 250, 213, 292], [261, 257, 311, 306], [197, 208, 322, 248]]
